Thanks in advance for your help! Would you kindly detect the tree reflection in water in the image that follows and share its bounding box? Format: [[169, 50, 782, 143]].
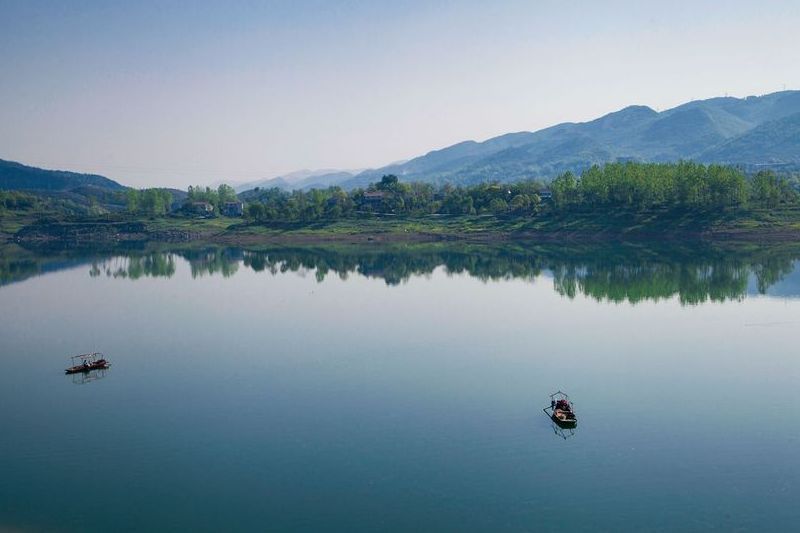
[[3, 241, 800, 305]]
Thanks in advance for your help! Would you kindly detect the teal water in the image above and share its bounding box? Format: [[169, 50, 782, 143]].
[[1, 243, 799, 531]]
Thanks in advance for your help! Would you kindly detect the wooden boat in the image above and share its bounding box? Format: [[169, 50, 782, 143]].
[[65, 352, 110, 374], [543, 391, 577, 428]]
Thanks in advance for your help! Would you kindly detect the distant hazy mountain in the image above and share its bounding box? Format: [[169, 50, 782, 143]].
[[7, 91, 800, 197], [698, 111, 800, 166], [341, 90, 800, 189], [0, 159, 125, 191], [233, 169, 361, 193]]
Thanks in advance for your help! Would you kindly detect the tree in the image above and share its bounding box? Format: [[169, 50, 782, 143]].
[[375, 174, 401, 193], [510, 194, 532, 213], [488, 197, 508, 214], [551, 171, 579, 208], [217, 184, 237, 204], [750, 170, 797, 207], [126, 189, 140, 214], [531, 193, 542, 213], [246, 202, 266, 221]]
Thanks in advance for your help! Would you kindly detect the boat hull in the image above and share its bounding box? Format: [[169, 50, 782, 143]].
[[551, 414, 577, 428], [65, 362, 110, 374]]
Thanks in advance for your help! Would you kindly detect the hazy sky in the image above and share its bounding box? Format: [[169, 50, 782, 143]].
[[1, 0, 798, 188]]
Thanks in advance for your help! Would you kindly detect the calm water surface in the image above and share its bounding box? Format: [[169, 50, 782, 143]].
[[1, 243, 799, 532]]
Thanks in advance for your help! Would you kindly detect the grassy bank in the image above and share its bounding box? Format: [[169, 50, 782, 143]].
[[4, 205, 800, 246], [209, 207, 800, 243]]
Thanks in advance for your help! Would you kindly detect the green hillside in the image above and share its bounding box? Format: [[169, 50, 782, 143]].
[[0, 159, 125, 192]]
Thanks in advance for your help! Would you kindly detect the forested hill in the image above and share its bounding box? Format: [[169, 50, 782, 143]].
[[342, 90, 800, 188], [0, 159, 125, 192]]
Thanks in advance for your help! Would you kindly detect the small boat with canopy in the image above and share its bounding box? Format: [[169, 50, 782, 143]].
[[65, 352, 110, 374], [543, 391, 577, 427]]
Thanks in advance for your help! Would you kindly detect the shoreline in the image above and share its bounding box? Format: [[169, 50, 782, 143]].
[[6, 217, 800, 247], [5, 206, 800, 247]]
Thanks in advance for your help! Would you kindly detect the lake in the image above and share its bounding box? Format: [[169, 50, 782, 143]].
[[1, 241, 799, 532]]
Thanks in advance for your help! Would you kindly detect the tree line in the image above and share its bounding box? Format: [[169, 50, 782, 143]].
[[124, 184, 240, 217], [4, 161, 797, 222], [549, 161, 797, 210], [184, 184, 238, 213], [125, 189, 173, 216], [244, 174, 547, 221], [0, 191, 40, 212], [243, 162, 799, 222]]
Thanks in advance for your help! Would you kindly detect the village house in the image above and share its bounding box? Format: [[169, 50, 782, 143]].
[[188, 201, 214, 215], [221, 201, 244, 217], [362, 191, 386, 205]]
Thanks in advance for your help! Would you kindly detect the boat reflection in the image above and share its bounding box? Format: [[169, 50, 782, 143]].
[[550, 421, 576, 440], [71, 367, 109, 385]]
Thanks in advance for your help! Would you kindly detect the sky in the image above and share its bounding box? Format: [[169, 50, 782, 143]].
[[1, 0, 799, 188]]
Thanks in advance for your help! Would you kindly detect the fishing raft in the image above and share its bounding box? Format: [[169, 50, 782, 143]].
[[543, 391, 577, 428], [65, 352, 110, 374]]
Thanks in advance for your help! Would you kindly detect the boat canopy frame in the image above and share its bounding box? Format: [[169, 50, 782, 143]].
[[69, 352, 105, 364], [544, 391, 574, 412], [548, 391, 571, 403]]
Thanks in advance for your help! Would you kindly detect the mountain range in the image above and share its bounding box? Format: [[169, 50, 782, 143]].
[[232, 168, 364, 193], [2, 90, 799, 195], [339, 90, 800, 189]]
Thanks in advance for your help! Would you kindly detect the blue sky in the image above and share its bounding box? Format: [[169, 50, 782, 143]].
[[1, 0, 798, 187]]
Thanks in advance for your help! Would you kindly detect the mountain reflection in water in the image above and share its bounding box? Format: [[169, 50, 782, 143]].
[[2, 241, 800, 305]]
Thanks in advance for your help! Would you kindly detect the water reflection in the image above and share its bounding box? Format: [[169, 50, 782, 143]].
[[553, 260, 755, 305], [70, 368, 109, 385], [4, 241, 800, 304], [550, 422, 576, 440], [89, 253, 176, 280], [181, 248, 241, 278]]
